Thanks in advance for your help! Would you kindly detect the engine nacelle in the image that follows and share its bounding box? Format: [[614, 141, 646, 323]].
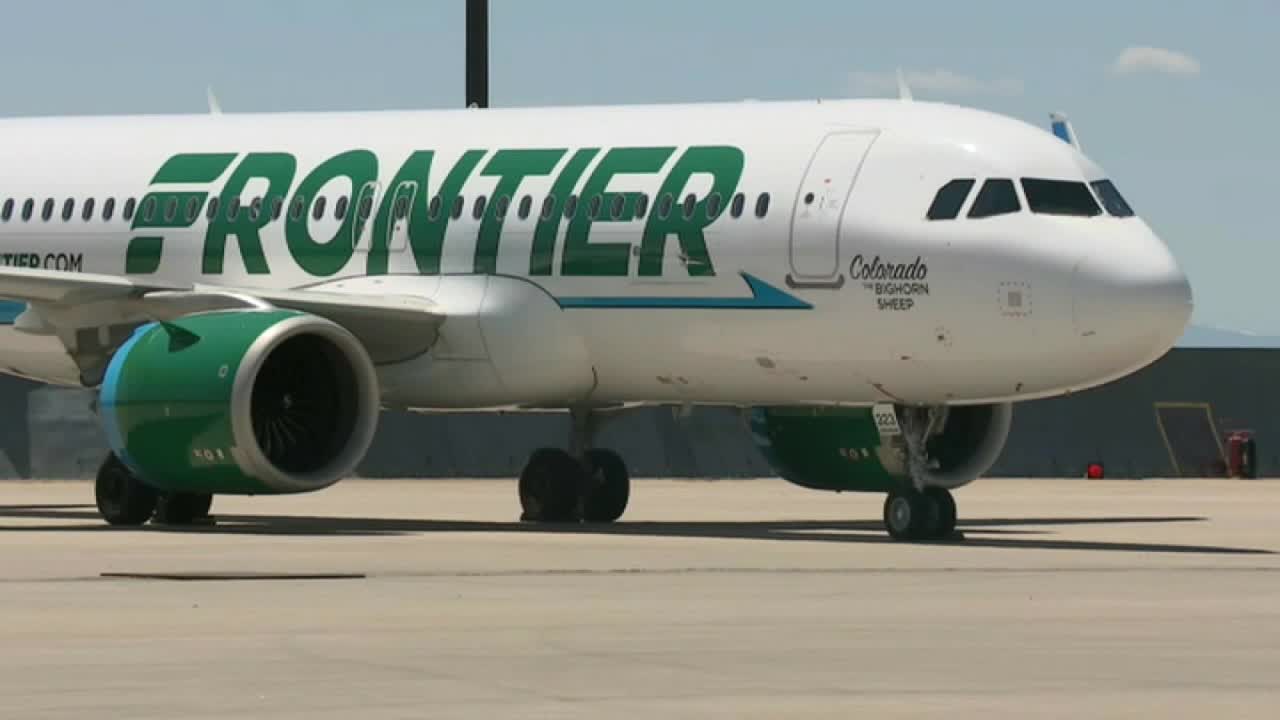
[[99, 310, 379, 495], [749, 403, 1013, 493]]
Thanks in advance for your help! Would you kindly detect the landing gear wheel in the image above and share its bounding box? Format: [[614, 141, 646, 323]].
[[924, 487, 958, 539], [519, 448, 584, 523], [582, 448, 630, 523], [154, 493, 214, 526], [883, 488, 939, 541], [95, 454, 157, 526]]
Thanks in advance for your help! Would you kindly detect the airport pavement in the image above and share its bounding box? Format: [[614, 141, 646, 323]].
[[1, 478, 1278, 719]]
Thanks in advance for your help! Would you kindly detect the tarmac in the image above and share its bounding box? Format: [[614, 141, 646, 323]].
[[1, 478, 1278, 719]]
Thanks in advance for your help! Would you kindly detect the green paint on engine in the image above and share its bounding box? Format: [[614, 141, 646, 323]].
[[104, 310, 304, 495], [749, 407, 902, 493]]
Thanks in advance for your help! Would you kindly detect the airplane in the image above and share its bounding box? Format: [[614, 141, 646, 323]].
[[0, 97, 1192, 540]]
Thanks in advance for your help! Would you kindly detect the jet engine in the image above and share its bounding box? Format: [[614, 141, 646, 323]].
[[749, 403, 1013, 492], [98, 310, 379, 495]]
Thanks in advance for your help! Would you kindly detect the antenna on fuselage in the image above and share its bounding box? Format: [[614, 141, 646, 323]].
[[466, 0, 489, 108], [896, 68, 913, 101], [206, 86, 223, 115], [1050, 112, 1082, 151]]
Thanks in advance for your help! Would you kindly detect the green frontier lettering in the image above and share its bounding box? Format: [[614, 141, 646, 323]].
[[530, 148, 598, 276], [366, 149, 485, 276], [639, 145, 744, 277], [128, 153, 237, 274], [204, 153, 297, 274], [562, 146, 674, 276], [284, 150, 376, 277], [475, 149, 565, 274]]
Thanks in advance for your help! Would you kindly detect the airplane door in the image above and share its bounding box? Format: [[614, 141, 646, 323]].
[[788, 130, 879, 285], [385, 181, 419, 251], [352, 181, 382, 252]]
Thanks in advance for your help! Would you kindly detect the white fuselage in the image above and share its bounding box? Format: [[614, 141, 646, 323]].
[[0, 99, 1191, 409]]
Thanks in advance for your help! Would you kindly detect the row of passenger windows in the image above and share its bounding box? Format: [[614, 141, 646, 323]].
[[926, 177, 1135, 221], [0, 191, 774, 225]]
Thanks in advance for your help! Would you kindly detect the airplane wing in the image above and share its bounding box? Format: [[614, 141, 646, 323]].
[[0, 266, 444, 383]]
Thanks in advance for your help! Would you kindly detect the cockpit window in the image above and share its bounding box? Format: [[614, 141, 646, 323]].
[[926, 178, 974, 220], [1020, 178, 1101, 217], [1090, 179, 1135, 218], [967, 178, 1020, 219]]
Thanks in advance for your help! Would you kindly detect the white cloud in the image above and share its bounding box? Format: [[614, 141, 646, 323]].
[[849, 69, 1023, 97], [1110, 46, 1201, 77]]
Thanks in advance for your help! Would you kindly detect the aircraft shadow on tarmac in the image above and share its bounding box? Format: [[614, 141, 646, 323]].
[[0, 503, 1271, 555]]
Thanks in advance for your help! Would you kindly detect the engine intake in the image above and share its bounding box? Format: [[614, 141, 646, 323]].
[[99, 310, 379, 495]]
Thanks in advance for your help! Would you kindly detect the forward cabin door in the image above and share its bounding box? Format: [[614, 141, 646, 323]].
[[788, 130, 879, 286]]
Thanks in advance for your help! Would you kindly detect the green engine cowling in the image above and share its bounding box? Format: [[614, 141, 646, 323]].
[[749, 403, 1013, 493], [99, 309, 379, 495]]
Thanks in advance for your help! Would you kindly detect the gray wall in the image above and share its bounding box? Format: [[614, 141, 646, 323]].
[[0, 347, 1274, 479]]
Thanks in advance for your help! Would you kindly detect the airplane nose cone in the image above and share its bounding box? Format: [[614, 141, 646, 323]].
[[1073, 253, 1193, 359]]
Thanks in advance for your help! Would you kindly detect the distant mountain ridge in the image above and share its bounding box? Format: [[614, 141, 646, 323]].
[[1178, 325, 1280, 348]]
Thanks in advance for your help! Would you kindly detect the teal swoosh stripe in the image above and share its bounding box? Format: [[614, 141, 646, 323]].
[[0, 301, 25, 325], [556, 273, 812, 310]]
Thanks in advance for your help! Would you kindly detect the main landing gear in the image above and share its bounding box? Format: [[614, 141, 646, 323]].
[[94, 453, 214, 527], [884, 405, 961, 541], [518, 408, 630, 523]]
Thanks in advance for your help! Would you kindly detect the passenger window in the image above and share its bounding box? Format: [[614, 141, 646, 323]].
[[967, 178, 1020, 219], [102, 198, 115, 221], [141, 196, 156, 223], [428, 195, 442, 220], [247, 196, 262, 221], [657, 193, 673, 219], [358, 194, 373, 220], [1090, 180, 1135, 218], [271, 196, 284, 220], [494, 195, 509, 219], [540, 196, 556, 220], [394, 195, 411, 219], [312, 196, 327, 220], [186, 196, 200, 222], [610, 194, 625, 220], [730, 192, 745, 218], [21, 199, 33, 221], [563, 195, 578, 219], [82, 198, 95, 222], [42, 198, 54, 222], [588, 194, 602, 220], [682, 194, 697, 219], [1021, 178, 1101, 216], [518, 195, 532, 220], [754, 193, 770, 218], [635, 193, 649, 219], [706, 192, 722, 218], [226, 197, 240, 221], [334, 196, 348, 221], [290, 196, 305, 221], [164, 197, 178, 222], [926, 179, 975, 220], [61, 198, 75, 221], [451, 196, 464, 220], [1, 199, 11, 221], [122, 198, 136, 221], [472, 195, 486, 220], [207, 197, 221, 220]]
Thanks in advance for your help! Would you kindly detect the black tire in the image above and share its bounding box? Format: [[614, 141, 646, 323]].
[[924, 487, 957, 539], [883, 488, 937, 541], [95, 454, 157, 526], [582, 448, 630, 523], [154, 492, 214, 525], [518, 448, 583, 522]]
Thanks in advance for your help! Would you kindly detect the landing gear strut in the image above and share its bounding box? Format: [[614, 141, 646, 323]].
[[518, 408, 631, 524], [883, 405, 962, 541], [94, 453, 215, 527]]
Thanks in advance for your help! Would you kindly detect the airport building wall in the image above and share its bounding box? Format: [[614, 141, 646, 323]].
[[0, 347, 1273, 480]]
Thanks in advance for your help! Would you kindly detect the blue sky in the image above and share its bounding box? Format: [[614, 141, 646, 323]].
[[0, 1, 1275, 333]]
